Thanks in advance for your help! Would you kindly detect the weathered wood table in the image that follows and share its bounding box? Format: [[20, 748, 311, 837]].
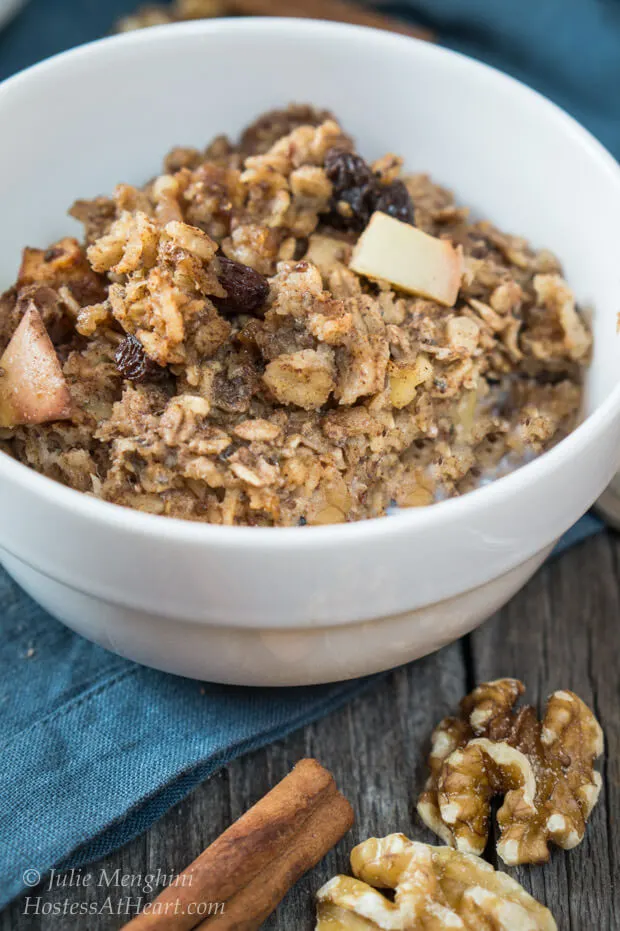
[[2, 533, 618, 929]]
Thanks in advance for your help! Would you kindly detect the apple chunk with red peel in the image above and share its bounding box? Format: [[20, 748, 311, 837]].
[[349, 211, 464, 307], [0, 303, 72, 428]]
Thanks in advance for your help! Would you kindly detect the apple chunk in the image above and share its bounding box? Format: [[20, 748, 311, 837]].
[[349, 211, 464, 307], [0, 303, 72, 428]]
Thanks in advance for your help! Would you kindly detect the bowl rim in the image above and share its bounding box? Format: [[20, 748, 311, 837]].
[[1, 15, 620, 549]]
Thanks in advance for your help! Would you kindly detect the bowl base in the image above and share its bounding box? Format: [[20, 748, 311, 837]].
[[0, 545, 552, 685]]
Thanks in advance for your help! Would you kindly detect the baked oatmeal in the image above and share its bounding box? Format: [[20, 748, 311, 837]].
[[0, 105, 592, 526]]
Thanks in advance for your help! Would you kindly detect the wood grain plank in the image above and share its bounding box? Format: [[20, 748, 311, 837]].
[[143, 766, 233, 908], [261, 642, 467, 929]]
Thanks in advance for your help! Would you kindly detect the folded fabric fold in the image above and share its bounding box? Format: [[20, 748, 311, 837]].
[[0, 570, 377, 907]]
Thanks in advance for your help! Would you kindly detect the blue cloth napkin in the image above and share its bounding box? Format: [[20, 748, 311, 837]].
[[0, 0, 613, 909]]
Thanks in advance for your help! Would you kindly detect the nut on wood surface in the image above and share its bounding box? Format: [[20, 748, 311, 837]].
[[317, 834, 557, 929], [2, 535, 619, 928]]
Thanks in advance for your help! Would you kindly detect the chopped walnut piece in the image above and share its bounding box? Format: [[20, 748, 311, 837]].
[[269, 260, 326, 319], [76, 301, 114, 338], [263, 347, 336, 410], [165, 219, 217, 262], [159, 394, 210, 446], [371, 153, 404, 183], [446, 316, 480, 353], [304, 234, 352, 280], [490, 281, 523, 315], [239, 105, 339, 156], [88, 211, 158, 275], [289, 165, 333, 211], [531, 274, 591, 362], [316, 834, 557, 930], [239, 120, 344, 237], [417, 679, 604, 865], [249, 119, 344, 175], [335, 296, 389, 405], [91, 214, 228, 366], [150, 174, 185, 224], [222, 224, 281, 276]]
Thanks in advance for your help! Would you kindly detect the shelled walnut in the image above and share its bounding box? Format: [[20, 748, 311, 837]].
[[316, 834, 557, 930], [417, 679, 604, 865]]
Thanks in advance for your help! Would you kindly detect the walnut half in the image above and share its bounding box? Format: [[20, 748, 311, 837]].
[[316, 834, 557, 930], [417, 679, 604, 865]]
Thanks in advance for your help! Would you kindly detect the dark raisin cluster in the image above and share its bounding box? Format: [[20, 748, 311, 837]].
[[115, 334, 164, 383], [214, 257, 270, 317], [323, 148, 415, 231], [374, 179, 416, 225]]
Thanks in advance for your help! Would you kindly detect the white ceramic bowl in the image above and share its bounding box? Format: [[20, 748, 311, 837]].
[[1, 19, 620, 685]]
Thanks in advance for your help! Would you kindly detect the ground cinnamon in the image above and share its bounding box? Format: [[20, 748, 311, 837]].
[[123, 759, 354, 931]]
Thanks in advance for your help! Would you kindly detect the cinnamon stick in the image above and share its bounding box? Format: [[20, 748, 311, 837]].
[[123, 759, 354, 931], [229, 0, 434, 42], [196, 786, 353, 929]]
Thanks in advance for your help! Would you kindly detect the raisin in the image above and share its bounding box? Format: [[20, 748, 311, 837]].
[[323, 148, 415, 231], [116, 334, 164, 383], [374, 179, 416, 225], [324, 148, 377, 232], [214, 257, 269, 317], [325, 148, 374, 193], [338, 184, 379, 232]]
